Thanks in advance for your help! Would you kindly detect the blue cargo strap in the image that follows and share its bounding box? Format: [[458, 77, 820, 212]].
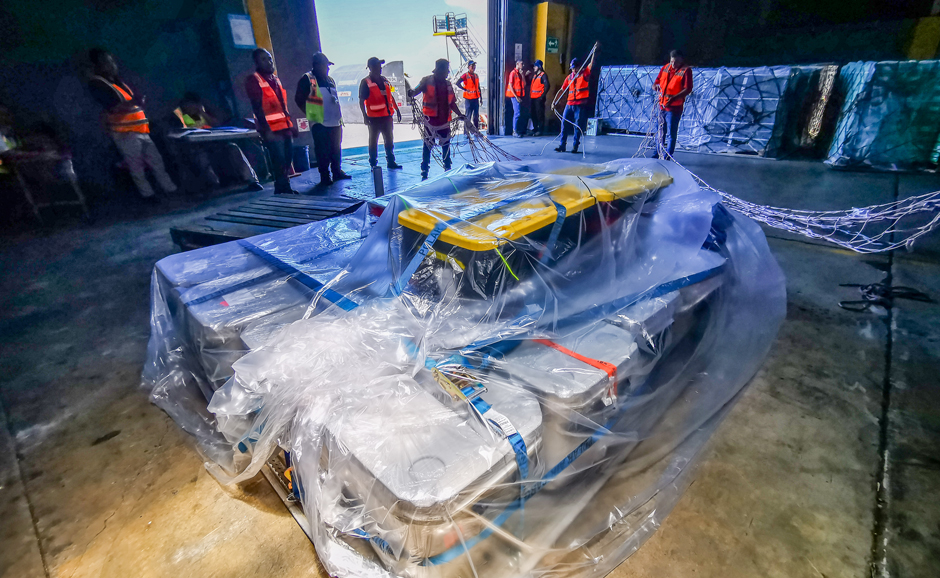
[[183, 239, 361, 307], [539, 200, 567, 264], [236, 240, 359, 311], [464, 388, 529, 480], [393, 221, 447, 295]]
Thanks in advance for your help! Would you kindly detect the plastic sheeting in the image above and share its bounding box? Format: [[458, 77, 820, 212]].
[[826, 60, 940, 170], [596, 65, 793, 155], [143, 158, 785, 578]]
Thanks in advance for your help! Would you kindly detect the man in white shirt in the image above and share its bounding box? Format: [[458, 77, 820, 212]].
[[295, 52, 350, 186]]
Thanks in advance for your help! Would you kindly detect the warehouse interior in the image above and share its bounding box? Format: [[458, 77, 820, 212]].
[[2, 1, 940, 577]]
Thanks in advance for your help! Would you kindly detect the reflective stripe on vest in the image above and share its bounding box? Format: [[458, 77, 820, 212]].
[[505, 69, 525, 97], [566, 71, 590, 104], [658, 65, 690, 108], [94, 76, 150, 134], [365, 77, 396, 117], [422, 80, 455, 120], [531, 73, 547, 98], [254, 72, 292, 132], [461, 73, 480, 99], [305, 72, 325, 125]]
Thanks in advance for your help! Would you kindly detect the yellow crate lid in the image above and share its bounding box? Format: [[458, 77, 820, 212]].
[[397, 171, 672, 251]]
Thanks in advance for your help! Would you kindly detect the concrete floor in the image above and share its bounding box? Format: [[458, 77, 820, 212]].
[[1, 135, 939, 578]]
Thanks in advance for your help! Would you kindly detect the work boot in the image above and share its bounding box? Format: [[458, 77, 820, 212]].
[[571, 146, 580, 154], [333, 171, 353, 180], [554, 145, 566, 152], [421, 172, 429, 181], [319, 175, 333, 186], [387, 162, 403, 170]]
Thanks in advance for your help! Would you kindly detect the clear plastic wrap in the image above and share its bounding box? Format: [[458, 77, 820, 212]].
[[143, 158, 785, 577]]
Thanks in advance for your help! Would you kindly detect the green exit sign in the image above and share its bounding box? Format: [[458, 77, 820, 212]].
[[546, 37, 559, 54]]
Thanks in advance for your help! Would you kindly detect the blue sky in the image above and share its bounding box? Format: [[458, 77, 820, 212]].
[[315, 0, 488, 84]]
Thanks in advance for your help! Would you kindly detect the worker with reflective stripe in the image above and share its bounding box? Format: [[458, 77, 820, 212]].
[[409, 59, 465, 181], [505, 60, 527, 137], [529, 60, 551, 136], [170, 92, 262, 192], [555, 50, 595, 154], [246, 48, 297, 194], [456, 60, 481, 129], [88, 48, 176, 200], [652, 49, 693, 159], [358, 57, 403, 171], [295, 52, 351, 186]]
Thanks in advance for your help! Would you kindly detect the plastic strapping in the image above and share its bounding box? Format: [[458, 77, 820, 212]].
[[539, 200, 567, 264], [394, 221, 447, 295], [182, 239, 361, 307], [236, 240, 359, 311], [466, 391, 529, 480], [534, 338, 617, 404]]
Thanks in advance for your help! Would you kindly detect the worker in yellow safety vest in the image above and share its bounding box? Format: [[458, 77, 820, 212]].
[[409, 59, 465, 180], [358, 57, 403, 171], [246, 48, 298, 194], [295, 52, 350, 186], [88, 48, 177, 200]]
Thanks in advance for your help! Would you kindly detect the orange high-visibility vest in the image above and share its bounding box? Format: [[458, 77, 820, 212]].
[[93, 76, 150, 134], [505, 69, 525, 98], [461, 72, 480, 99], [364, 77, 397, 118], [421, 79, 456, 121], [253, 72, 292, 132], [531, 72, 547, 99], [564, 67, 591, 105], [656, 64, 691, 108]]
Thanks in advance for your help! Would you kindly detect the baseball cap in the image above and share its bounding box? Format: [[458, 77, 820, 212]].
[[312, 52, 334, 66], [467, 60, 476, 66], [534, 59, 544, 67], [367, 57, 385, 67], [569, 58, 581, 69]]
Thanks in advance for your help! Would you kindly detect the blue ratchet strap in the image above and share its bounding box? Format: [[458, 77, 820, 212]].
[[539, 200, 567, 264], [183, 239, 361, 307], [236, 240, 359, 311], [393, 221, 447, 295], [463, 389, 529, 481]]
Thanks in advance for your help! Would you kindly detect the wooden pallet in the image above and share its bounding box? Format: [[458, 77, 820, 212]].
[[170, 194, 363, 251]]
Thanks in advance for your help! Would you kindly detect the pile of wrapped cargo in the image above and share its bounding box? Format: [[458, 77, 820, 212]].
[[143, 158, 786, 578]]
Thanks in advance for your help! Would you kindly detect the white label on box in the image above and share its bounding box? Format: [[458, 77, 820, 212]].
[[483, 408, 517, 439]]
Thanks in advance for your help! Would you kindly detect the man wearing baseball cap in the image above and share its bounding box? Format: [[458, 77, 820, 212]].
[[555, 46, 596, 153], [295, 52, 351, 186], [456, 60, 481, 129], [358, 57, 403, 171], [530, 59, 550, 135]]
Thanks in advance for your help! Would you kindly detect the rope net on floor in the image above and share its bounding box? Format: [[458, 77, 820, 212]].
[[642, 114, 940, 253], [409, 96, 519, 166]]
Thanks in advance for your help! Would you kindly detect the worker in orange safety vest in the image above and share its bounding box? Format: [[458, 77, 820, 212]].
[[456, 60, 482, 129], [409, 59, 465, 180], [506, 60, 527, 137], [554, 47, 596, 154], [529, 60, 551, 136], [88, 48, 177, 200], [246, 48, 298, 194], [358, 57, 404, 171], [652, 49, 693, 158]]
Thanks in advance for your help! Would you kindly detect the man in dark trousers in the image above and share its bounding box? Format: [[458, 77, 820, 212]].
[[529, 60, 550, 136], [88, 48, 177, 200], [506, 59, 527, 137], [295, 52, 351, 186], [358, 57, 403, 171], [554, 48, 596, 154], [409, 59, 465, 181], [245, 48, 298, 194], [652, 49, 693, 159], [456, 60, 481, 130]]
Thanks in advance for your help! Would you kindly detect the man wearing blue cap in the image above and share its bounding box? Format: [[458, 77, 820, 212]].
[[555, 50, 595, 154], [456, 60, 481, 130], [530, 60, 550, 135]]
